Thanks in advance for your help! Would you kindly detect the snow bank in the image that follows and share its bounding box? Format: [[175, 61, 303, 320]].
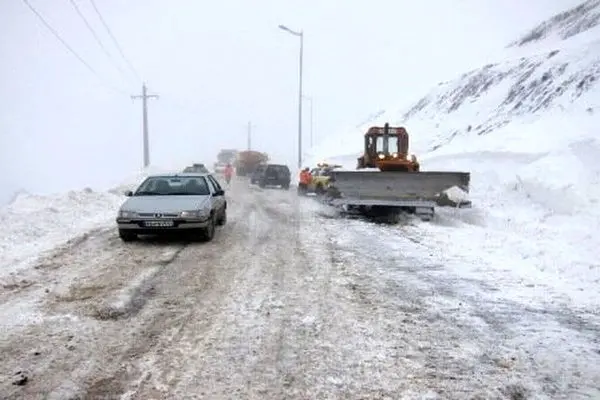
[[0, 165, 175, 283], [0, 189, 124, 283], [417, 110, 600, 306]]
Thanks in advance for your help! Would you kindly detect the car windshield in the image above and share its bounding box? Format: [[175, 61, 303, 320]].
[[134, 176, 210, 196]]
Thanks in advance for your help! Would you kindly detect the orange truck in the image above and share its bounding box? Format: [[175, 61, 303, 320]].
[[235, 150, 269, 176]]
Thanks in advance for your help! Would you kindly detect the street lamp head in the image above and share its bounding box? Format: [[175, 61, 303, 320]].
[[278, 24, 302, 36]]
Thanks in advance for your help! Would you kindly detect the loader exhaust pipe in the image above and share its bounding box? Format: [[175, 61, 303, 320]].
[[383, 122, 389, 154]]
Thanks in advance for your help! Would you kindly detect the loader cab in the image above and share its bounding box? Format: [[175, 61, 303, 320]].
[[359, 123, 418, 171], [364, 126, 408, 158]]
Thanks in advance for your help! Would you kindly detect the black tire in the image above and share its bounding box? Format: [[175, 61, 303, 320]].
[[119, 229, 137, 242], [200, 215, 216, 242], [217, 208, 227, 226], [258, 180, 266, 188], [282, 182, 290, 190]]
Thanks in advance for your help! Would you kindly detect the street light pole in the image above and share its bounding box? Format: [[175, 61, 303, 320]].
[[279, 24, 304, 169], [303, 95, 313, 147]]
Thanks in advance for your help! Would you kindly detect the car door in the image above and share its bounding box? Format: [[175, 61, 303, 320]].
[[206, 175, 225, 214]]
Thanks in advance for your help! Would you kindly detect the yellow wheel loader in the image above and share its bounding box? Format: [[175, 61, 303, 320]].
[[326, 123, 471, 222]]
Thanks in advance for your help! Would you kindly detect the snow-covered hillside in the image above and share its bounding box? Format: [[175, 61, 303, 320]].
[[309, 0, 600, 307], [310, 0, 600, 162]]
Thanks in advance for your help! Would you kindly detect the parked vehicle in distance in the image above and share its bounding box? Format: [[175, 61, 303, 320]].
[[254, 164, 291, 189], [307, 163, 343, 195], [250, 164, 267, 185], [116, 172, 227, 242], [183, 163, 209, 173]]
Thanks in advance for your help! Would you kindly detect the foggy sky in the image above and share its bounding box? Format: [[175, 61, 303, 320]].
[[0, 0, 579, 203]]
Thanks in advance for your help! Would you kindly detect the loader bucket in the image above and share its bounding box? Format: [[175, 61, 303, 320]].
[[329, 170, 470, 203]]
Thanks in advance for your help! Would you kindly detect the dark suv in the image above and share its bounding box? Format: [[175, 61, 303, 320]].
[[255, 164, 291, 189], [250, 164, 267, 185]]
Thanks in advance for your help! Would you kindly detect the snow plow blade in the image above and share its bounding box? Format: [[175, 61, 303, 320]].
[[328, 170, 471, 210]]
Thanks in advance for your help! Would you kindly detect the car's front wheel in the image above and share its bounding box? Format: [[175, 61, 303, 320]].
[[119, 229, 137, 242], [217, 208, 227, 226], [200, 215, 216, 241]]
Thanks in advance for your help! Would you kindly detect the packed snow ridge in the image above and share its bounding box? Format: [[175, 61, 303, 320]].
[[309, 0, 600, 308]]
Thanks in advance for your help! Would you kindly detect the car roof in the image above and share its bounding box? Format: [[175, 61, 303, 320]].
[[147, 172, 213, 178], [266, 163, 289, 168]]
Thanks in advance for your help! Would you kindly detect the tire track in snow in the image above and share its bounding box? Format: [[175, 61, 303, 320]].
[[89, 182, 268, 399]]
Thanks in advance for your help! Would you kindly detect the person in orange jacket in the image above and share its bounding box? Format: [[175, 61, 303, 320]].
[[224, 163, 234, 185], [297, 167, 312, 195]]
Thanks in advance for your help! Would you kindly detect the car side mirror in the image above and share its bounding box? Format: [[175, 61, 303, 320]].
[[124, 190, 133, 197], [213, 189, 225, 196]]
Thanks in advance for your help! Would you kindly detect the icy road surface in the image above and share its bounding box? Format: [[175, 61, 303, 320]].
[[1, 179, 599, 399]]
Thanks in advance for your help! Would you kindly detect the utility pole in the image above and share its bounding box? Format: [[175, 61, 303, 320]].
[[246, 121, 257, 150], [247, 121, 252, 150], [132, 83, 159, 168]]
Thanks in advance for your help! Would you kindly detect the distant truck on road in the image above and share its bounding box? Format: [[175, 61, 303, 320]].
[[235, 150, 269, 176]]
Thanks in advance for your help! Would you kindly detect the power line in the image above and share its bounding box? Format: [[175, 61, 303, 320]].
[[68, 0, 133, 87], [21, 0, 127, 95], [89, 0, 142, 83]]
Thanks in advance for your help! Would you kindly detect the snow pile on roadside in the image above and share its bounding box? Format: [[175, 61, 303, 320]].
[[407, 110, 600, 307], [0, 165, 174, 283], [0, 188, 124, 282]]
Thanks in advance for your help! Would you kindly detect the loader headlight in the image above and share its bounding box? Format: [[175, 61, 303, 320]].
[[378, 153, 385, 159]]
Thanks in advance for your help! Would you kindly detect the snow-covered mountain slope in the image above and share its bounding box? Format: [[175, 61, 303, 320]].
[[0, 166, 170, 286], [509, 0, 600, 48], [310, 0, 600, 163], [308, 0, 600, 308]]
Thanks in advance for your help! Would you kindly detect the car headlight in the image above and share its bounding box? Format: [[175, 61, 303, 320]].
[[118, 210, 137, 218], [392, 152, 398, 158], [180, 210, 202, 218], [378, 153, 385, 159]]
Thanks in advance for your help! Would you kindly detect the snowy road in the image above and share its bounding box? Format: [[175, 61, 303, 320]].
[[1, 179, 599, 399]]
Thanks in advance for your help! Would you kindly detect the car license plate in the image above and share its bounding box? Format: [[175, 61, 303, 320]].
[[144, 220, 174, 227]]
